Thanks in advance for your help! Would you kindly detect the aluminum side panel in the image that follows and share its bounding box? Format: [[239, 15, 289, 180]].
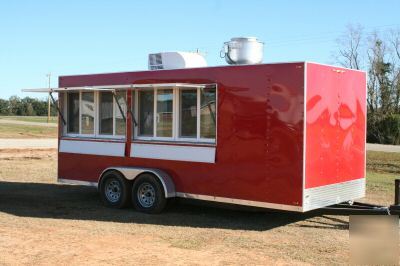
[[305, 63, 367, 189], [303, 178, 365, 211]]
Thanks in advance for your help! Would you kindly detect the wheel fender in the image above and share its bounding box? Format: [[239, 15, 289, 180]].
[[99, 167, 176, 198]]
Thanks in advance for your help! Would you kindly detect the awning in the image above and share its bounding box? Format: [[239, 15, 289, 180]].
[[129, 83, 215, 89], [22, 83, 216, 93], [22, 87, 117, 93]]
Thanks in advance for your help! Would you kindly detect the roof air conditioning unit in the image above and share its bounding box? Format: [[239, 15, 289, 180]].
[[148, 52, 207, 70]]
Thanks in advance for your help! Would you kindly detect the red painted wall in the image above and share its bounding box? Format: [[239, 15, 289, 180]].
[[305, 63, 366, 189], [58, 63, 305, 207]]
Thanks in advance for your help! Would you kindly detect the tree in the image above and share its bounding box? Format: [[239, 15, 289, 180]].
[[8, 96, 22, 115], [367, 35, 393, 114], [389, 30, 400, 113], [0, 99, 9, 115], [335, 24, 364, 70], [0, 96, 58, 117], [26, 103, 35, 116], [334, 25, 400, 144], [30, 97, 47, 115]]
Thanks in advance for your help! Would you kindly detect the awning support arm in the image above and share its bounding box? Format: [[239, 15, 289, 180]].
[[112, 91, 127, 121], [112, 90, 137, 127], [200, 88, 216, 124], [201, 101, 216, 124], [49, 92, 66, 125]]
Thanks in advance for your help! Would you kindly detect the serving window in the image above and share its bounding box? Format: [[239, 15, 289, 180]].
[[63, 90, 126, 138], [67, 92, 80, 134], [133, 85, 216, 143], [81, 92, 95, 134], [61, 84, 215, 142]]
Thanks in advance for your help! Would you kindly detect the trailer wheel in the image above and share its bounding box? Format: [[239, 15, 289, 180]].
[[131, 173, 167, 214], [99, 170, 131, 208]]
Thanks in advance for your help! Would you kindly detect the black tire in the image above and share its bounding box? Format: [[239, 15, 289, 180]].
[[99, 170, 131, 208], [131, 173, 167, 214]]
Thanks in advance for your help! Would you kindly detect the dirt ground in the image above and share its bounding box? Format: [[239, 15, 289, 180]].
[[0, 149, 396, 265]]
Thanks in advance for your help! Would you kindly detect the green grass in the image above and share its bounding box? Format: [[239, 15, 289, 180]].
[[367, 150, 400, 174], [0, 123, 57, 138], [0, 116, 58, 123], [365, 151, 400, 205], [367, 171, 395, 193]]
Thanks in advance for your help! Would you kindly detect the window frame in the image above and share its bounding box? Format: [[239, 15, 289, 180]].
[[63, 90, 127, 139], [176, 88, 199, 142], [114, 91, 128, 136], [61, 85, 216, 143], [66, 92, 80, 135], [176, 86, 217, 143], [154, 88, 175, 140], [133, 85, 217, 144], [134, 87, 174, 141], [199, 87, 217, 141], [80, 91, 96, 137]]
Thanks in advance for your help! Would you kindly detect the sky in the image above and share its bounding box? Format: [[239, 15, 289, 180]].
[[1, 0, 399, 99]]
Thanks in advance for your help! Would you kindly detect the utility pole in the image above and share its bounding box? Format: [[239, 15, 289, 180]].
[[46, 73, 51, 123]]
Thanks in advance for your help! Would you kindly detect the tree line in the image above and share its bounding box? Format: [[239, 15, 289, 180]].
[[335, 25, 400, 145], [0, 96, 57, 116]]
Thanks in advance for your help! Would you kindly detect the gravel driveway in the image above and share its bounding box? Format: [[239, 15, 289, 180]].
[[366, 143, 400, 153]]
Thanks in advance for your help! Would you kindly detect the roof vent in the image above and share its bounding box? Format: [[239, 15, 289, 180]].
[[148, 52, 207, 70], [149, 53, 164, 70]]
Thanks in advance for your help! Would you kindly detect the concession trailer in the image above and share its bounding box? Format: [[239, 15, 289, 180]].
[[24, 39, 367, 214]]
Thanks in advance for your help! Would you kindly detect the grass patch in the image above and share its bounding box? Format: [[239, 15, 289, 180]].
[[365, 151, 400, 205], [365, 171, 397, 205], [0, 123, 57, 138], [0, 116, 57, 123], [367, 171, 395, 193], [367, 150, 400, 174]]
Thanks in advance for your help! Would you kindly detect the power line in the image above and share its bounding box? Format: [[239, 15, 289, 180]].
[[193, 23, 400, 49]]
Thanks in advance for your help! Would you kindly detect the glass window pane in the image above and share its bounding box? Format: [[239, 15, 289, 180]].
[[81, 92, 94, 134], [139, 90, 154, 136], [115, 91, 126, 135], [99, 92, 113, 135], [67, 92, 79, 133], [200, 88, 216, 139], [131, 91, 136, 138], [180, 89, 197, 138], [156, 89, 173, 137]]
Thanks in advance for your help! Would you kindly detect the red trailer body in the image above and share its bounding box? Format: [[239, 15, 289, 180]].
[[55, 62, 366, 212]]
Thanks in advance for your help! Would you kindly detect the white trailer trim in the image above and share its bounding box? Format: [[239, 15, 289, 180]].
[[59, 139, 125, 157], [176, 192, 303, 212], [130, 83, 215, 89], [22, 87, 116, 93], [130, 143, 216, 163], [22, 83, 215, 93], [303, 178, 365, 211], [57, 177, 302, 211], [302, 62, 307, 211], [58, 178, 98, 187]]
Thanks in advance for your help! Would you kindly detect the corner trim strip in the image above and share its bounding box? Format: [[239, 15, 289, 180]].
[[58, 178, 98, 187], [176, 192, 303, 212]]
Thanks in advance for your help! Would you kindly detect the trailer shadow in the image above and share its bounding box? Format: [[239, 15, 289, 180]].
[[0, 181, 348, 231]]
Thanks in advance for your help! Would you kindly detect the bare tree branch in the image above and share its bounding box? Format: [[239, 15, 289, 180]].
[[334, 24, 364, 70]]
